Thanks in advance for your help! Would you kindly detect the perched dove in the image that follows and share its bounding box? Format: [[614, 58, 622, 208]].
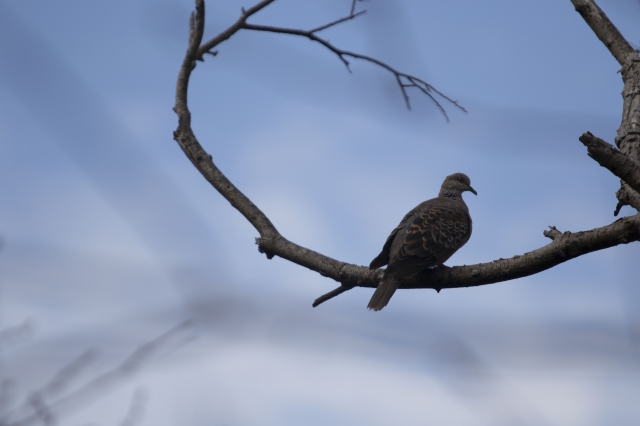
[[367, 173, 476, 311]]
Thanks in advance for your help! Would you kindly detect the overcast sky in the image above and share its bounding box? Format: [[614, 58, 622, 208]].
[[1, 0, 640, 425]]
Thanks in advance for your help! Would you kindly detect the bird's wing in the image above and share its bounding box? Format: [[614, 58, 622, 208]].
[[369, 206, 419, 269], [388, 201, 472, 276]]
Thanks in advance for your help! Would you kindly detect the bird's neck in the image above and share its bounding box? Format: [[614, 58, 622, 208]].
[[439, 189, 460, 199]]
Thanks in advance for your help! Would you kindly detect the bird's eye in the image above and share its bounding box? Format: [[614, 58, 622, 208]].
[[457, 177, 464, 183]]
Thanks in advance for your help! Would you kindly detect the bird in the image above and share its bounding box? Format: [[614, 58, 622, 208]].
[[367, 173, 476, 311]]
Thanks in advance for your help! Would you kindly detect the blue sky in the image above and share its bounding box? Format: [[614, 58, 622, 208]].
[[1, 0, 640, 425]]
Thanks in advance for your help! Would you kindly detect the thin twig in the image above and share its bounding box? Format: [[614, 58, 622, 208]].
[[10, 322, 192, 426], [241, 22, 466, 118], [310, 10, 366, 33], [42, 351, 96, 398], [313, 285, 353, 307], [120, 388, 148, 426], [28, 393, 57, 426], [196, 0, 276, 60], [0, 319, 35, 350], [350, 0, 357, 16], [190, 0, 463, 117]]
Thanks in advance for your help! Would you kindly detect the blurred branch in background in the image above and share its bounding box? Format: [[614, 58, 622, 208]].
[[0, 321, 35, 354], [119, 387, 148, 426], [172, 0, 640, 308], [0, 321, 192, 426]]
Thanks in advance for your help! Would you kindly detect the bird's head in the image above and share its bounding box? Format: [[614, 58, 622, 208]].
[[439, 173, 477, 197]]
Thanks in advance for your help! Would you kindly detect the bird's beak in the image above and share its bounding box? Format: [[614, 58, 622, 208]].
[[468, 186, 477, 195]]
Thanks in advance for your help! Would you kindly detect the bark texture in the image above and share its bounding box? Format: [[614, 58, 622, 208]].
[[572, 0, 640, 215]]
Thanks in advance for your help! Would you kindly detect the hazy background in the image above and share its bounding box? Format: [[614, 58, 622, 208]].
[[1, 0, 640, 425]]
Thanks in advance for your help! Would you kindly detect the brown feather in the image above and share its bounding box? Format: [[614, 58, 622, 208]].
[[369, 206, 420, 270], [367, 173, 474, 310], [366, 272, 399, 311]]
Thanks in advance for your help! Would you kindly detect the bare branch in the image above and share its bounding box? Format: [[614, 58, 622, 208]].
[[28, 393, 57, 426], [174, 4, 281, 240], [256, 212, 640, 295], [350, 0, 357, 17], [265, 212, 640, 303], [572, 1, 640, 217], [196, 0, 276, 60], [310, 10, 366, 34], [241, 22, 465, 117], [120, 388, 147, 426], [0, 319, 35, 351], [174, 0, 205, 127], [571, 0, 638, 69], [174, 0, 463, 247], [253, 214, 640, 297], [42, 351, 96, 398], [187, 0, 463, 116], [172, 0, 640, 308], [10, 322, 192, 426], [615, 182, 640, 216], [579, 132, 640, 194], [401, 214, 640, 290], [313, 285, 353, 307], [244, 23, 353, 69]]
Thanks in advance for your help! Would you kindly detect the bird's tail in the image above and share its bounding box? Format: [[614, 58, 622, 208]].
[[367, 273, 399, 311]]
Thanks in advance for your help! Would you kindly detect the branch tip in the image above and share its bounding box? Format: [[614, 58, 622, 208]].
[[579, 132, 640, 195], [544, 226, 562, 240], [313, 285, 353, 307], [239, 19, 462, 118], [615, 182, 640, 215], [350, 0, 357, 16], [614, 201, 624, 217], [310, 9, 366, 33]]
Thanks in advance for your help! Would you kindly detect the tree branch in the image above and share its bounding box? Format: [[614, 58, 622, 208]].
[[313, 285, 353, 307], [188, 0, 464, 118], [615, 182, 640, 216], [173, 0, 640, 309], [175, 0, 280, 241], [579, 132, 640, 195], [174, 0, 205, 127], [573, 0, 640, 215], [571, 0, 638, 69], [309, 10, 366, 34], [283, 214, 640, 295], [401, 215, 640, 290], [196, 0, 276, 61], [240, 22, 465, 118], [9, 322, 192, 426], [350, 0, 358, 17], [285, 212, 640, 306]]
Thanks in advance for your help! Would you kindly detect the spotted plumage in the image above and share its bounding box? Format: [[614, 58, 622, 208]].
[[367, 173, 476, 311]]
